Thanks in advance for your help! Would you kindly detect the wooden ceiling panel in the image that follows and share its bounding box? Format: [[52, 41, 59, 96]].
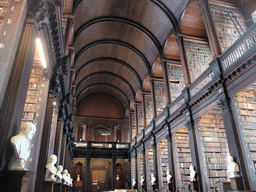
[[75, 44, 149, 79], [181, 1, 208, 38], [159, 0, 190, 18], [64, 0, 72, 14], [152, 57, 164, 77], [164, 34, 180, 61], [73, 0, 173, 46], [75, 61, 141, 92], [74, 22, 158, 65], [76, 85, 129, 110], [76, 75, 134, 102]]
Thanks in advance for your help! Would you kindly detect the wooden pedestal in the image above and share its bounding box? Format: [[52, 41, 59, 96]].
[[43, 180, 55, 192], [62, 184, 67, 192], [230, 177, 244, 190], [0, 170, 33, 192], [152, 184, 157, 191], [141, 184, 146, 191], [132, 184, 137, 190], [167, 183, 173, 191], [190, 180, 199, 191], [54, 183, 63, 192]]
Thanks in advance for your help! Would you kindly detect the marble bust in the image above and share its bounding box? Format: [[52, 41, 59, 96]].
[[116, 175, 120, 181], [62, 169, 69, 185], [227, 155, 240, 178], [167, 170, 172, 183], [10, 122, 36, 170], [132, 178, 136, 187], [151, 174, 156, 185], [140, 175, 145, 186], [77, 174, 80, 181], [45, 154, 58, 181], [189, 165, 196, 181], [67, 173, 72, 186], [56, 165, 63, 183]]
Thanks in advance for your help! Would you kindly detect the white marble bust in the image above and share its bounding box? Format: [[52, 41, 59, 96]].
[[67, 173, 72, 186], [151, 174, 156, 185], [140, 175, 145, 186], [116, 175, 120, 181], [62, 169, 68, 185], [77, 174, 80, 181], [132, 178, 136, 187], [10, 122, 36, 170], [45, 154, 58, 181], [190, 165, 196, 181], [227, 155, 240, 179], [56, 165, 63, 183], [167, 170, 172, 183]]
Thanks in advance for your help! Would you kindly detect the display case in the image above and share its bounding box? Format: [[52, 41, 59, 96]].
[[167, 64, 185, 101], [137, 105, 144, 133], [157, 139, 169, 192], [145, 94, 153, 126], [154, 81, 166, 115], [173, 127, 192, 191], [209, 3, 247, 52], [197, 110, 230, 189], [146, 147, 154, 191], [184, 40, 212, 82], [233, 83, 256, 176]]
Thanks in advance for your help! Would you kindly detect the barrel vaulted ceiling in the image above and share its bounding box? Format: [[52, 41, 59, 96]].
[[69, 0, 191, 116]]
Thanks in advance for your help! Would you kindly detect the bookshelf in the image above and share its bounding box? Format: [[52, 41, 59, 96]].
[[157, 139, 169, 192], [138, 153, 143, 188], [209, 3, 247, 52], [131, 157, 136, 185], [173, 128, 192, 190], [234, 87, 256, 173], [131, 113, 136, 139], [154, 81, 166, 115], [167, 64, 185, 101], [197, 112, 230, 188], [145, 94, 153, 126], [137, 105, 144, 133], [0, 0, 9, 28], [146, 147, 154, 191], [184, 40, 213, 82], [22, 67, 44, 124]]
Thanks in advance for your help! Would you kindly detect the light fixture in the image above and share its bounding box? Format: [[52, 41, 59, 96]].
[[36, 38, 47, 68]]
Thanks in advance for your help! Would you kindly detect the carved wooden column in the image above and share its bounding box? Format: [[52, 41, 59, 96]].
[[152, 136, 159, 191], [150, 79, 157, 118], [54, 120, 64, 165], [134, 150, 138, 190], [161, 61, 172, 105], [0, 16, 36, 170], [217, 97, 250, 190], [176, 34, 191, 86], [198, 0, 222, 57], [186, 119, 204, 191], [112, 156, 117, 190], [142, 145, 147, 192], [142, 93, 147, 128], [35, 91, 55, 192], [134, 104, 139, 136], [85, 155, 91, 192], [166, 123, 176, 191], [129, 111, 133, 141], [59, 134, 67, 166]]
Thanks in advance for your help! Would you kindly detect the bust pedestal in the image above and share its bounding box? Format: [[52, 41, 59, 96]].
[[132, 185, 137, 190], [230, 177, 244, 190], [141, 184, 146, 191], [61, 184, 66, 192], [190, 180, 199, 191], [0, 170, 33, 192], [54, 182, 63, 192], [43, 180, 55, 192], [152, 184, 157, 191], [167, 182, 173, 191]]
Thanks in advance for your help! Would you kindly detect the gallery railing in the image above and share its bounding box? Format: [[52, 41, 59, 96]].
[[74, 141, 130, 149], [131, 23, 256, 148]]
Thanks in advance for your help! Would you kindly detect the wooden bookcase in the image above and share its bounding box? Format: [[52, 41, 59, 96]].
[[145, 94, 153, 126], [146, 147, 154, 192], [0, 0, 9, 28], [157, 139, 169, 192], [131, 113, 136, 139], [154, 81, 166, 115], [137, 105, 144, 133], [197, 111, 230, 188], [167, 64, 185, 101], [173, 127, 192, 191]]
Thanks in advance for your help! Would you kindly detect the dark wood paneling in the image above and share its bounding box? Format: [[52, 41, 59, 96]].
[[164, 34, 180, 61]]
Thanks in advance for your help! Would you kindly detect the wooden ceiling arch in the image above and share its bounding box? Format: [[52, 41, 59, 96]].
[[75, 72, 136, 101], [76, 84, 130, 110], [75, 58, 143, 89], [73, 16, 163, 57], [74, 39, 152, 75]]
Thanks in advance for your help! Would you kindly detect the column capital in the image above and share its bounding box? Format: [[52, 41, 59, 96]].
[[217, 98, 231, 111], [185, 120, 194, 130]]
